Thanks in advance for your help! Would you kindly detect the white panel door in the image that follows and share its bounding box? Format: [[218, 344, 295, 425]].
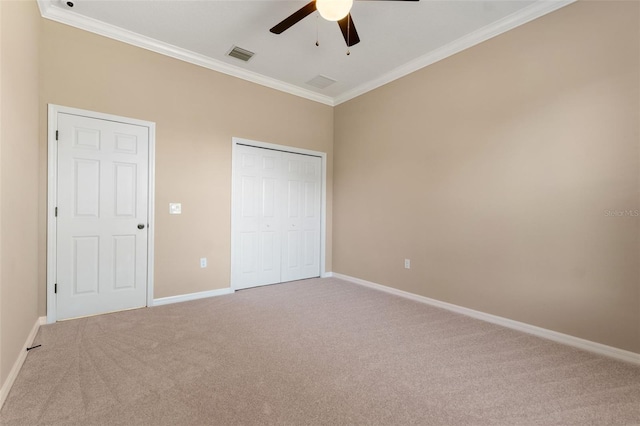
[[56, 112, 149, 320], [232, 144, 322, 290], [233, 145, 283, 289], [281, 153, 322, 282]]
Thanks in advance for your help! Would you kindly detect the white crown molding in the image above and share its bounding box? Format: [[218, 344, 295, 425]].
[[332, 273, 640, 365], [333, 0, 577, 105], [35, 0, 335, 106], [37, 0, 575, 107]]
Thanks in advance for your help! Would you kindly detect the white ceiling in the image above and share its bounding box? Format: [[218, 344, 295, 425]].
[[37, 0, 574, 105]]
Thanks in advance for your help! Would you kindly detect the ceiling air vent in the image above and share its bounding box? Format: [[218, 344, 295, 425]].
[[227, 46, 255, 62], [306, 75, 337, 89]]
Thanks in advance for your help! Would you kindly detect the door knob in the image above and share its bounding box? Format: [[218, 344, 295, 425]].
[[137, 224, 145, 230]]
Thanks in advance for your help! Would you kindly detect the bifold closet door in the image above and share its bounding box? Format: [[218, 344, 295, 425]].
[[232, 144, 321, 290], [281, 152, 321, 282], [233, 145, 283, 289]]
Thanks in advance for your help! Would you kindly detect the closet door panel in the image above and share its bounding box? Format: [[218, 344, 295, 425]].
[[281, 153, 321, 282], [232, 145, 282, 289]]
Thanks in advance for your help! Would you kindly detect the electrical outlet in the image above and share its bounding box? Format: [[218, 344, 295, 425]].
[[200, 258, 207, 268], [169, 203, 182, 214], [404, 259, 411, 269]]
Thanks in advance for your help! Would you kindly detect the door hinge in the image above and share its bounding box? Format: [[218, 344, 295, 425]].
[[55, 207, 58, 217], [54, 283, 57, 294], [55, 130, 58, 141]]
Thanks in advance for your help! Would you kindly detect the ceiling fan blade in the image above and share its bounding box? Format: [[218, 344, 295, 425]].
[[270, 1, 317, 34], [337, 14, 360, 47]]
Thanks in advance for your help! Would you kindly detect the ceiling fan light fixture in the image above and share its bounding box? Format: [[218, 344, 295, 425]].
[[316, 0, 353, 21]]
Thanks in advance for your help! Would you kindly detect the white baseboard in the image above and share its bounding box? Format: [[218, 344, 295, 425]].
[[332, 273, 640, 365], [152, 287, 234, 306], [0, 316, 46, 409], [321, 272, 334, 278]]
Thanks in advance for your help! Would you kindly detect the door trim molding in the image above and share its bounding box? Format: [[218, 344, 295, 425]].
[[230, 137, 328, 290], [46, 104, 156, 323]]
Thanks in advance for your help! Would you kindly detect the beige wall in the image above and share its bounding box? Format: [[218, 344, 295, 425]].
[[0, 0, 41, 384], [333, 1, 640, 353], [3, 0, 637, 371], [38, 19, 333, 313]]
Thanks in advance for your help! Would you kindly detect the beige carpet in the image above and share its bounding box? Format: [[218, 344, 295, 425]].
[[1, 277, 640, 425]]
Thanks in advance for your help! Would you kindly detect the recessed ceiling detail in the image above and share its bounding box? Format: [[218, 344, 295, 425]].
[[306, 75, 337, 90], [36, 0, 576, 106]]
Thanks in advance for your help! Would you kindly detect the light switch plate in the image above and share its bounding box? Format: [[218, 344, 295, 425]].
[[169, 203, 182, 214]]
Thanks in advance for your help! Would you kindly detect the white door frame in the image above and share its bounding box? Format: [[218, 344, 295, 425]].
[[47, 104, 156, 323], [230, 137, 328, 290]]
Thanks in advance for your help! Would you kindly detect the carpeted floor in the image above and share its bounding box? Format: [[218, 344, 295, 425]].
[[1, 277, 640, 425]]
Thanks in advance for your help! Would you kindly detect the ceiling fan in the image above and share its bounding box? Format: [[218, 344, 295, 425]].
[[270, 0, 419, 48]]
